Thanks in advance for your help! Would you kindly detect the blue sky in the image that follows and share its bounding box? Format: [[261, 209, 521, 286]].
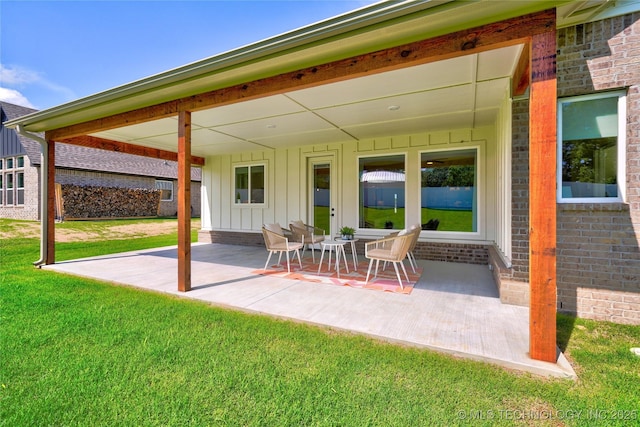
[[0, 0, 376, 110]]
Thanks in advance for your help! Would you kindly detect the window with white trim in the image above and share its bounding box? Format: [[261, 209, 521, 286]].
[[558, 91, 626, 202], [155, 180, 174, 201], [16, 171, 24, 205], [359, 154, 405, 229], [421, 148, 478, 232], [234, 164, 265, 205], [5, 172, 13, 205]]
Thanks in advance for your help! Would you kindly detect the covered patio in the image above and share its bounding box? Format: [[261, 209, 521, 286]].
[[44, 243, 575, 378], [6, 1, 581, 366]]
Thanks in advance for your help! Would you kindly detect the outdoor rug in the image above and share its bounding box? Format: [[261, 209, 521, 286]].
[[253, 258, 422, 294]]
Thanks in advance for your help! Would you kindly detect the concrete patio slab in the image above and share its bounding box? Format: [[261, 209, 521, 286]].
[[44, 242, 576, 379]]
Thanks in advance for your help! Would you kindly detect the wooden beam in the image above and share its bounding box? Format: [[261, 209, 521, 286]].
[[177, 110, 192, 292], [46, 140, 56, 265], [513, 42, 531, 96], [529, 27, 557, 362], [55, 134, 205, 166], [47, 9, 556, 141]]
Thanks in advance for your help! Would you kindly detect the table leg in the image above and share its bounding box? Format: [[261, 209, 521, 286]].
[[317, 245, 327, 274], [341, 245, 349, 274], [349, 241, 358, 270]]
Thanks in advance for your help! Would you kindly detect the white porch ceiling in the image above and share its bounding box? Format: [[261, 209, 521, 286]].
[[92, 44, 524, 158]]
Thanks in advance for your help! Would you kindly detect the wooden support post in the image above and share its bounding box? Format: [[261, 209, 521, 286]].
[[529, 28, 557, 362], [46, 139, 56, 265], [177, 110, 192, 292]]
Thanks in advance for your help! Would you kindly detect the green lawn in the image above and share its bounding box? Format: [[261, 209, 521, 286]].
[[313, 207, 472, 232], [1, 219, 639, 426], [422, 208, 473, 232]]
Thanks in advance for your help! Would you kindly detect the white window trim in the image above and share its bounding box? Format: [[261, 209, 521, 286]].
[[16, 171, 24, 206], [357, 152, 407, 234], [155, 179, 174, 202], [233, 163, 266, 207], [557, 91, 626, 203], [419, 145, 483, 240]]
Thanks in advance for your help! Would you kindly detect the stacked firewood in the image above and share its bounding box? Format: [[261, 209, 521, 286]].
[[60, 184, 161, 219]]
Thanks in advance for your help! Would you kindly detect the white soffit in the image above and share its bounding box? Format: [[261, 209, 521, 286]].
[[287, 55, 475, 109], [91, 44, 523, 157]]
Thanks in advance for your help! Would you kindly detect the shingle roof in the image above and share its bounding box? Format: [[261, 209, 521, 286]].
[[1, 101, 200, 181]]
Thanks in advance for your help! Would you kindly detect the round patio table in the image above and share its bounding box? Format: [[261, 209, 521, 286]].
[[336, 238, 359, 270], [317, 240, 349, 278]]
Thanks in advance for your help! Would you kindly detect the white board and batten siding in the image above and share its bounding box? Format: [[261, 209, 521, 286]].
[[201, 118, 511, 260]]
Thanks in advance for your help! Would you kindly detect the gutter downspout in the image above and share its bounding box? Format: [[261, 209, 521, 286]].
[[16, 125, 48, 267]]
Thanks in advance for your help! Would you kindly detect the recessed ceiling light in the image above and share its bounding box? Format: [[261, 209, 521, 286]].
[[388, 105, 400, 111]]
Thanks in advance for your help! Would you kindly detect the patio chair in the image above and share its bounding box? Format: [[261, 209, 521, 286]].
[[405, 224, 421, 273], [378, 226, 419, 273], [262, 223, 304, 273], [364, 231, 414, 289], [422, 219, 440, 230], [289, 220, 325, 262]]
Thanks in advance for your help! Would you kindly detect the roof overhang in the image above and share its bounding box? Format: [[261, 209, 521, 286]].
[[6, 0, 569, 132], [5, 0, 638, 158]]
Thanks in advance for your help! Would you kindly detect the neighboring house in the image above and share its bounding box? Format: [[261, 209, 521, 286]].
[[5, 1, 640, 362], [1, 101, 201, 220]]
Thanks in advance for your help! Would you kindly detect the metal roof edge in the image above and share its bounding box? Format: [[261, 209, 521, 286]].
[[4, 0, 451, 130], [9, 0, 627, 131]]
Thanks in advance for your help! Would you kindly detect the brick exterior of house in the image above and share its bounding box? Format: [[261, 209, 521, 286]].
[[500, 13, 640, 325]]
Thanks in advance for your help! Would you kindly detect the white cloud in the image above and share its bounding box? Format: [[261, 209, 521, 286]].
[[0, 87, 36, 108], [0, 64, 76, 106], [0, 64, 42, 86]]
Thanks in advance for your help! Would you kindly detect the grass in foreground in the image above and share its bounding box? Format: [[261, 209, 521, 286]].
[[1, 219, 639, 426]]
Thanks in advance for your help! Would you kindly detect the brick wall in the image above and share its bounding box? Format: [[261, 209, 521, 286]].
[[199, 229, 489, 265], [502, 13, 640, 324], [199, 230, 264, 246], [557, 203, 640, 324], [511, 99, 530, 283], [556, 13, 640, 324]]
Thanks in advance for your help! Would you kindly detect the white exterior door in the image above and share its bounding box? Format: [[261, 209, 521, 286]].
[[308, 155, 336, 237]]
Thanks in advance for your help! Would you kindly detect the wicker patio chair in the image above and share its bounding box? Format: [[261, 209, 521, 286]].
[[364, 231, 414, 289], [262, 223, 304, 273], [289, 220, 325, 262], [405, 224, 422, 273]]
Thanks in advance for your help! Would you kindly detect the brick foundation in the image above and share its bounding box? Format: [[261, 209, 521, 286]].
[[488, 245, 529, 307], [199, 230, 490, 265]]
